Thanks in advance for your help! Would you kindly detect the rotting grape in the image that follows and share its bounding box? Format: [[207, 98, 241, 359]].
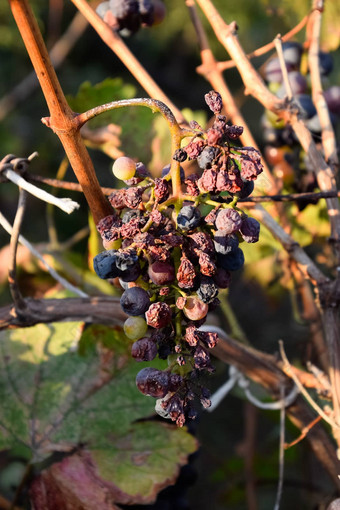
[[93, 91, 263, 426]]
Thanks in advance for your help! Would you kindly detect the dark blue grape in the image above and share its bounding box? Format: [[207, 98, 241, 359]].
[[281, 41, 303, 66], [234, 180, 254, 199], [295, 94, 316, 120], [197, 277, 219, 304], [121, 210, 142, 224], [213, 231, 239, 254], [93, 250, 119, 279], [177, 205, 201, 231], [138, 0, 154, 25], [319, 51, 333, 76], [120, 286, 150, 315], [115, 249, 138, 272], [161, 164, 185, 181], [119, 263, 141, 282], [217, 247, 245, 271], [197, 146, 220, 169]]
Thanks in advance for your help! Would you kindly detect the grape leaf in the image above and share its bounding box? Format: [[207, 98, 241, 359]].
[[0, 322, 197, 503]]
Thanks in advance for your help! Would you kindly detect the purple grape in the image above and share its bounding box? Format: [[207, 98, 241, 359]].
[[324, 86, 340, 115], [240, 217, 260, 243], [276, 71, 307, 97], [120, 286, 150, 315], [131, 337, 157, 361], [109, 0, 140, 33], [264, 57, 295, 83], [148, 261, 175, 285], [215, 208, 242, 233], [136, 367, 170, 397], [213, 267, 232, 288]]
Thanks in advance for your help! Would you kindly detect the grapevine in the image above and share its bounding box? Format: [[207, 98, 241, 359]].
[[93, 91, 262, 426]]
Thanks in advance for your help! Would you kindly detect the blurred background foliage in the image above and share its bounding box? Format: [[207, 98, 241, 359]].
[[0, 0, 340, 508]]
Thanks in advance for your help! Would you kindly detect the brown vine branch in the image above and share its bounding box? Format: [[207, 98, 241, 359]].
[[0, 296, 126, 330], [307, 0, 338, 167], [216, 15, 309, 72], [9, 0, 112, 224]]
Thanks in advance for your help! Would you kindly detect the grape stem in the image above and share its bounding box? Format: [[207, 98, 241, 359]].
[[75, 97, 190, 200]]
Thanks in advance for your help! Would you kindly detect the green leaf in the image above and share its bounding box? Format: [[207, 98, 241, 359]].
[[30, 422, 197, 507], [0, 323, 197, 485]]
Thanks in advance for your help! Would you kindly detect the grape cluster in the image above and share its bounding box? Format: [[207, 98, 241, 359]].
[[261, 42, 340, 207], [93, 91, 262, 426], [96, 0, 166, 36]]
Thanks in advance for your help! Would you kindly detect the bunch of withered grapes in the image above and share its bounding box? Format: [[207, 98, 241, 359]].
[[93, 91, 262, 426], [96, 0, 166, 36]]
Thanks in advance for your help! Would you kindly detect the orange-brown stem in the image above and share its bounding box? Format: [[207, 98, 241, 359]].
[[9, 0, 112, 224]]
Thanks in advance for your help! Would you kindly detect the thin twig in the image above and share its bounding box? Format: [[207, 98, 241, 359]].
[[274, 35, 293, 100], [28, 174, 116, 196], [0, 211, 88, 298], [273, 385, 285, 510], [285, 415, 322, 448], [2, 168, 80, 214], [216, 15, 309, 71], [279, 340, 339, 429], [8, 189, 27, 312]]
